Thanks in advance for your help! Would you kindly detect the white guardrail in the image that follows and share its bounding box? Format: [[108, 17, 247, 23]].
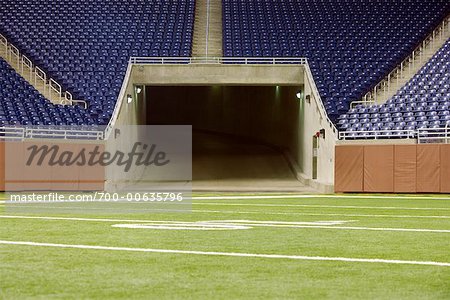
[[129, 57, 309, 64], [0, 127, 104, 140], [339, 126, 450, 144], [339, 129, 416, 140], [417, 126, 450, 144]]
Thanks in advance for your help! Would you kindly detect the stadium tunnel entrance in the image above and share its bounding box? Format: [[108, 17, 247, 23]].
[[110, 63, 336, 192], [141, 85, 311, 191]]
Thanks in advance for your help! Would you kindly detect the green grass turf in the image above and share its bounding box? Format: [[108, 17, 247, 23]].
[[0, 194, 449, 299]]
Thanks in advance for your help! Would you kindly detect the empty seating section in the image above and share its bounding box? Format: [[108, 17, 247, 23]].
[[339, 39, 450, 138], [223, 0, 450, 121], [0, 58, 93, 127], [0, 0, 195, 125]]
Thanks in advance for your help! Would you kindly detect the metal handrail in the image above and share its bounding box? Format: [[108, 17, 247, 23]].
[[49, 78, 62, 104], [447, 124, 450, 144], [339, 129, 416, 140], [350, 100, 376, 109], [21, 55, 33, 78], [64, 91, 88, 109], [339, 127, 450, 143], [417, 126, 450, 144], [130, 56, 309, 65], [8, 44, 20, 67], [0, 34, 7, 50], [34, 66, 47, 86], [0, 127, 26, 140], [25, 127, 104, 140]]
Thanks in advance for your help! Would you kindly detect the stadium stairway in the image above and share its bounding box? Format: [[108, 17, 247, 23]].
[[371, 20, 450, 105], [192, 0, 223, 58], [0, 57, 93, 127], [0, 42, 63, 105]]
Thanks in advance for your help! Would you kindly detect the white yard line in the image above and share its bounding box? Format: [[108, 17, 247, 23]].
[[192, 195, 450, 201], [192, 209, 450, 219], [245, 224, 450, 233], [113, 222, 450, 233], [0, 215, 352, 225], [112, 223, 251, 230], [194, 203, 450, 211], [0, 240, 449, 267]]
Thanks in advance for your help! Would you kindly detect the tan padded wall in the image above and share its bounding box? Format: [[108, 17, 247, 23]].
[[440, 144, 450, 193], [0, 141, 105, 191], [22, 141, 53, 191], [335, 145, 364, 192], [363, 145, 394, 193], [4, 142, 25, 191], [416, 144, 440, 193], [50, 143, 80, 191], [394, 145, 417, 193], [78, 143, 105, 191], [335, 144, 449, 194], [0, 142, 4, 191]]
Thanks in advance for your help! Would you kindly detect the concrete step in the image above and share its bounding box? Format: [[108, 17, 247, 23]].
[[192, 0, 223, 57]]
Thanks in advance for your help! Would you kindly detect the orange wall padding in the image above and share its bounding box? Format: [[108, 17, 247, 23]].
[[0, 142, 4, 191], [364, 145, 394, 193], [335, 144, 449, 193], [416, 144, 440, 193], [334, 145, 364, 193], [394, 145, 417, 193], [440, 144, 450, 193], [0, 141, 104, 191]]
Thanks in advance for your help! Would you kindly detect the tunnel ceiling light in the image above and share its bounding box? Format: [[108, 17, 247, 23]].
[[127, 94, 133, 104]]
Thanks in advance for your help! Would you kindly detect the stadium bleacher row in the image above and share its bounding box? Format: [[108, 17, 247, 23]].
[[222, 0, 450, 121], [0, 0, 195, 125], [339, 38, 450, 138]]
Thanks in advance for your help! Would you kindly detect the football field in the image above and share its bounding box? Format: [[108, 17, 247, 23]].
[[1, 194, 449, 299]]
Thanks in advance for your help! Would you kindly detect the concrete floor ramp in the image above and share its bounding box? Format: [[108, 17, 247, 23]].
[[192, 132, 316, 192]]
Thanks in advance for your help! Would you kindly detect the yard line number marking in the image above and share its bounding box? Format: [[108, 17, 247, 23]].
[[1, 215, 449, 233]]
